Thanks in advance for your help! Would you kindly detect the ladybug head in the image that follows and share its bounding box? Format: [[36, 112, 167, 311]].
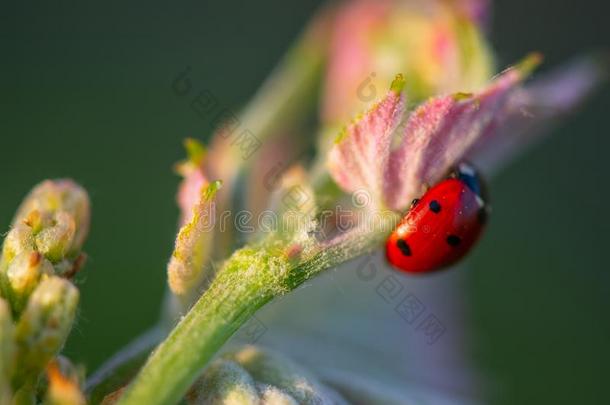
[[449, 161, 489, 202]]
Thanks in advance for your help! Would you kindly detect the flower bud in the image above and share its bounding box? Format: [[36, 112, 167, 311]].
[[52, 254, 87, 279], [321, 0, 493, 127], [12, 180, 90, 258], [0, 299, 15, 403], [187, 360, 259, 404], [4, 251, 54, 314], [168, 180, 221, 300], [44, 360, 86, 405], [13, 276, 79, 385], [0, 224, 35, 310], [34, 211, 76, 263], [227, 345, 338, 405], [1, 223, 34, 266]]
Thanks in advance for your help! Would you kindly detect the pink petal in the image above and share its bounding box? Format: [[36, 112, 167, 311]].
[[177, 167, 208, 226], [176, 138, 209, 225], [327, 77, 406, 204], [385, 58, 537, 211], [321, 0, 393, 124]]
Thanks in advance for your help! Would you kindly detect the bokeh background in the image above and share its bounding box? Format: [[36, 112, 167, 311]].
[[1, 1, 608, 404]]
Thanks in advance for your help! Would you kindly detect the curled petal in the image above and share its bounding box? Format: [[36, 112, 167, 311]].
[[328, 76, 406, 206], [330, 53, 601, 212], [384, 55, 540, 210], [167, 181, 221, 298]]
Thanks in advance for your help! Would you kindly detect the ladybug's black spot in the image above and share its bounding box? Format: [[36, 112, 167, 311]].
[[429, 200, 441, 213], [446, 235, 461, 247], [478, 206, 488, 224], [410, 198, 420, 208], [396, 239, 412, 256]]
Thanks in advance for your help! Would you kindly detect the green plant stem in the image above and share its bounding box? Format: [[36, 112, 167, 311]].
[[115, 13, 333, 403], [116, 253, 279, 405], [117, 208, 398, 405]]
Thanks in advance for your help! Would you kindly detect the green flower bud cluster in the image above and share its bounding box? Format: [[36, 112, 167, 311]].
[[0, 179, 90, 404], [1, 179, 89, 314]]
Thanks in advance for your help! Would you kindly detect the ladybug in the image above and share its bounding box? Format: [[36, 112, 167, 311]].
[[385, 162, 490, 274]]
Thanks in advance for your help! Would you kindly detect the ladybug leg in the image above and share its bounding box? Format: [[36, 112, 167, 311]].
[[408, 183, 430, 209]]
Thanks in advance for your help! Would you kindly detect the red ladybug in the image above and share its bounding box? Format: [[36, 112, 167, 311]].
[[385, 162, 490, 274]]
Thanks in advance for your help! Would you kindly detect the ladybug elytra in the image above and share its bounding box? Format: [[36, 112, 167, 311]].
[[385, 162, 490, 274]]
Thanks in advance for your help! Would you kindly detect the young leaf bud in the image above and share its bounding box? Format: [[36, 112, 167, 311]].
[[168, 180, 221, 299], [13, 277, 79, 386], [12, 180, 90, 258], [5, 252, 54, 314], [34, 211, 76, 263], [1, 223, 34, 266], [0, 299, 14, 403]]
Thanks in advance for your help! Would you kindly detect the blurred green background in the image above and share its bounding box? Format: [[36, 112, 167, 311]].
[[1, 1, 608, 404]]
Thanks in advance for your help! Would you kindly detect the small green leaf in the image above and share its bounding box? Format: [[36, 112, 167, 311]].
[[390, 73, 406, 94], [184, 138, 206, 166], [203, 180, 222, 201]]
